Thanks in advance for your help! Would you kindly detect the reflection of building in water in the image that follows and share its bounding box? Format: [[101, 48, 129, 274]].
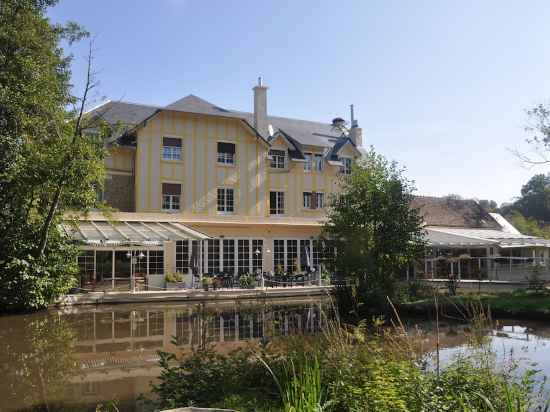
[[58, 300, 327, 407]]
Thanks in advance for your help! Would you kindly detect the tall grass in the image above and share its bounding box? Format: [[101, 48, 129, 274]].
[[260, 354, 330, 412]]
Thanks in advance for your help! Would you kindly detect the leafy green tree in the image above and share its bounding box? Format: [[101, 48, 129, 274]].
[[0, 0, 107, 312], [478, 199, 499, 212], [323, 148, 426, 311], [514, 174, 550, 222]]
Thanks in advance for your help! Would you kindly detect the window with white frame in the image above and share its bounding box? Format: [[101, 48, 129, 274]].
[[149, 251, 164, 274], [176, 240, 190, 273], [274, 240, 285, 272], [162, 137, 182, 160], [162, 183, 181, 211], [287, 240, 298, 273], [300, 239, 311, 271], [316, 192, 325, 209], [207, 239, 220, 274], [269, 149, 286, 169], [217, 187, 235, 213], [237, 239, 250, 275], [303, 192, 324, 209], [222, 239, 235, 275], [270, 191, 285, 215], [312, 240, 321, 272], [217, 142, 235, 165], [303, 192, 312, 209], [252, 239, 263, 273], [78, 251, 95, 281], [340, 157, 352, 175], [304, 153, 312, 171], [314, 154, 324, 171]]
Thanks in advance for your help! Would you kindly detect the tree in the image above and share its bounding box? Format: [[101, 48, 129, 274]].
[[477, 199, 498, 212], [514, 104, 550, 165], [323, 148, 426, 312], [0, 0, 107, 312]]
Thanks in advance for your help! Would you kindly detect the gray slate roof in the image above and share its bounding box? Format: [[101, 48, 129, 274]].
[[88, 95, 344, 149]]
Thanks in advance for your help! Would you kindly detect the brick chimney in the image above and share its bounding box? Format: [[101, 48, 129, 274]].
[[349, 104, 362, 147], [253, 76, 268, 138]]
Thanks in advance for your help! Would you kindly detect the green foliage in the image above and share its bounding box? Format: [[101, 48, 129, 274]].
[[0, 0, 106, 312], [150, 347, 279, 411], [150, 314, 547, 412], [261, 354, 329, 412], [165, 271, 184, 283], [239, 273, 257, 289], [323, 148, 426, 312], [505, 210, 550, 238]]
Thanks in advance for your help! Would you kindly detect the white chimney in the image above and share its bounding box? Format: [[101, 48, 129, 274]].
[[349, 104, 362, 147], [253, 76, 268, 138]]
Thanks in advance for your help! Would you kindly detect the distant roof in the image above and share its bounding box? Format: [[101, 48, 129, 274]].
[[87, 95, 344, 149], [412, 196, 500, 229]]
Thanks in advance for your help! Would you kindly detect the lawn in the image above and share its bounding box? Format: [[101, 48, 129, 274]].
[[398, 289, 550, 320]]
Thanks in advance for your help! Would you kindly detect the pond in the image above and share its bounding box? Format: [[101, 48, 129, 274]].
[[1, 300, 550, 412], [0, 298, 329, 412]]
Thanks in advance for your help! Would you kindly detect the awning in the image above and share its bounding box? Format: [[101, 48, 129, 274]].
[[63, 219, 210, 246], [426, 228, 498, 248], [425, 227, 550, 249]]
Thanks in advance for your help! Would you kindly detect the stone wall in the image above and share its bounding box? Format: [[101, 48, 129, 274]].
[[104, 173, 135, 212]]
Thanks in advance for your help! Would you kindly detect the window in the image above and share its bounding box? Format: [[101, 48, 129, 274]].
[[162, 137, 182, 160], [314, 154, 324, 171], [269, 150, 286, 169], [270, 191, 285, 215], [316, 192, 325, 209], [207, 239, 220, 274], [274, 240, 285, 272], [304, 153, 312, 171], [176, 240, 189, 273], [217, 142, 235, 164], [162, 183, 181, 211], [238, 239, 250, 275], [78, 251, 95, 278], [287, 240, 298, 273], [149, 251, 164, 274], [252, 239, 263, 273], [313, 240, 321, 272], [223, 239, 235, 275], [217, 188, 235, 213], [303, 192, 312, 209], [300, 240, 311, 271], [303, 192, 324, 209], [340, 157, 352, 175]]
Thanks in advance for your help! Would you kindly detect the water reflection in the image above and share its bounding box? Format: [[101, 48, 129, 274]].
[[0, 298, 328, 412]]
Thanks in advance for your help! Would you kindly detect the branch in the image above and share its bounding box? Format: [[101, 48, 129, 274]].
[[37, 41, 96, 257]]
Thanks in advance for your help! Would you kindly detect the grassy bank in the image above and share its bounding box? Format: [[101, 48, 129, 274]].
[[397, 290, 550, 320], [148, 318, 548, 412]]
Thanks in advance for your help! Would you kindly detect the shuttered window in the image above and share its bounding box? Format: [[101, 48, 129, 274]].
[[162, 183, 181, 211], [217, 142, 236, 164]]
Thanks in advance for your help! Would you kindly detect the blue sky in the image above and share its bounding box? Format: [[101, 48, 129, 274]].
[[49, 0, 550, 205]]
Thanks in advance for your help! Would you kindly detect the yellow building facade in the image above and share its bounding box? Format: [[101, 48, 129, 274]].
[[81, 81, 362, 288]]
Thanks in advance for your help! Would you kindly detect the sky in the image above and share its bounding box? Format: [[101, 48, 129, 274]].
[[48, 0, 550, 205]]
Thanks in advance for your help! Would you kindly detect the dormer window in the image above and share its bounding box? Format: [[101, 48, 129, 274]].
[[269, 150, 286, 169], [217, 142, 235, 165], [305, 153, 324, 172], [340, 157, 352, 175], [162, 137, 182, 161]]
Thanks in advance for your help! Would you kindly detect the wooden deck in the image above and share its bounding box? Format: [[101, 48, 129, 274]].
[[55, 285, 334, 306]]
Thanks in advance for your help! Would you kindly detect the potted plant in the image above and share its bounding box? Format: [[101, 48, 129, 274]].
[[165, 271, 185, 290], [202, 276, 213, 291], [239, 273, 256, 289]]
